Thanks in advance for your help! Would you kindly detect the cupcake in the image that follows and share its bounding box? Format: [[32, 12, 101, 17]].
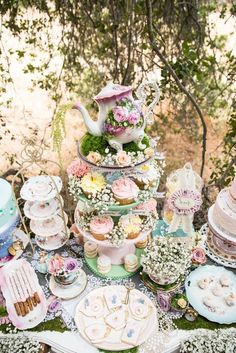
[[136, 237, 148, 249], [135, 198, 157, 215], [75, 200, 95, 217], [111, 178, 139, 205], [90, 215, 114, 241], [84, 241, 98, 258], [119, 214, 142, 239], [124, 254, 138, 272], [97, 255, 111, 274], [80, 172, 106, 197], [133, 164, 159, 190]]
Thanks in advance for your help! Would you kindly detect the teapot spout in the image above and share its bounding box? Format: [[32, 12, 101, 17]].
[[73, 102, 102, 136]]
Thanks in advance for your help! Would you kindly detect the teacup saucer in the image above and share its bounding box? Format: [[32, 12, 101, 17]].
[[30, 213, 68, 237], [49, 269, 87, 299], [35, 228, 70, 250], [24, 197, 64, 220], [20, 176, 62, 202], [0, 229, 29, 267]]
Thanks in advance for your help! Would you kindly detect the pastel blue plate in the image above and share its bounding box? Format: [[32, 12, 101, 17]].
[[185, 265, 236, 324]]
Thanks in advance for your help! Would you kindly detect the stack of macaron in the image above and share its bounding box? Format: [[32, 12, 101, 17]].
[[84, 241, 98, 258], [124, 254, 139, 272], [135, 237, 148, 249], [97, 255, 111, 274], [89, 215, 114, 241]]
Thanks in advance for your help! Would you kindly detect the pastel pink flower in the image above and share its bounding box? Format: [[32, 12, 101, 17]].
[[191, 247, 206, 265], [47, 254, 65, 275], [67, 159, 90, 178], [113, 106, 127, 122], [128, 112, 140, 125], [116, 151, 132, 166]]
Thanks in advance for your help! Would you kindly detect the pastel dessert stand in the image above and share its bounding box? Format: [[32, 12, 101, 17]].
[[185, 265, 236, 324], [75, 285, 157, 351], [21, 175, 69, 251]]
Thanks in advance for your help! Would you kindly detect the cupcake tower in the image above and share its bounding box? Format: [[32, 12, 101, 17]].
[[69, 158, 161, 279], [20, 175, 69, 251]]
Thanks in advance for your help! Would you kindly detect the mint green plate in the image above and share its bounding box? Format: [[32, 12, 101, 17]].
[[78, 194, 140, 212], [84, 248, 144, 279]]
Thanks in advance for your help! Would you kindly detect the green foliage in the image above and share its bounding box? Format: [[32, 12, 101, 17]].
[[80, 132, 150, 156], [0, 306, 7, 318], [174, 315, 236, 330]]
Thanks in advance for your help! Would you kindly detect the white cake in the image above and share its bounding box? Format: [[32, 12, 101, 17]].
[[212, 177, 236, 237]]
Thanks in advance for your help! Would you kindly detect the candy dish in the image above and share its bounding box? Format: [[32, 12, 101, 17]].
[[0, 259, 47, 329], [185, 265, 236, 324], [75, 285, 157, 350], [49, 269, 87, 300], [30, 213, 68, 237], [35, 228, 70, 250], [0, 230, 29, 267], [20, 175, 62, 202], [24, 197, 63, 220]]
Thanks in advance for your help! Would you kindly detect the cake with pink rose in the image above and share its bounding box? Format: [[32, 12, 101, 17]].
[[208, 175, 236, 257]]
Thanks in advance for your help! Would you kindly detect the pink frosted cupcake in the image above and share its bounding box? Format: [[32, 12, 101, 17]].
[[111, 177, 139, 205], [135, 198, 157, 215], [89, 215, 114, 241]]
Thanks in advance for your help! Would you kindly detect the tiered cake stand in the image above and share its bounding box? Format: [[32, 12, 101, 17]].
[[20, 175, 70, 251], [75, 147, 160, 279]]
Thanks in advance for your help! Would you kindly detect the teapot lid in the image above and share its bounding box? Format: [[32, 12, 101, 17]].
[[94, 82, 132, 102]]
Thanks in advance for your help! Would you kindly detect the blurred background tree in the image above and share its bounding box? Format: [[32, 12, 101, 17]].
[[0, 0, 235, 195]]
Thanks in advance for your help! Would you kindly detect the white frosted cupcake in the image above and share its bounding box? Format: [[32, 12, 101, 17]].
[[97, 255, 111, 274], [119, 214, 142, 239], [124, 254, 138, 272], [84, 241, 98, 258], [133, 164, 159, 190]]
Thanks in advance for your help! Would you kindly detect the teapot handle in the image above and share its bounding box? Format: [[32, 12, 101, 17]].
[[136, 79, 160, 123]]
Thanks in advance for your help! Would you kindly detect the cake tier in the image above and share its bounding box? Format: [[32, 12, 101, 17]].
[[0, 178, 18, 229], [212, 189, 236, 237], [230, 175, 236, 200], [0, 210, 19, 258]]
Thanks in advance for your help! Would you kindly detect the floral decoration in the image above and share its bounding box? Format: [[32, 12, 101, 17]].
[[116, 151, 132, 166], [141, 237, 191, 285], [156, 292, 171, 312], [0, 334, 41, 353], [168, 188, 202, 215], [180, 328, 236, 353], [104, 98, 143, 137], [47, 296, 62, 313], [191, 247, 206, 265], [67, 159, 90, 178], [47, 254, 79, 276]]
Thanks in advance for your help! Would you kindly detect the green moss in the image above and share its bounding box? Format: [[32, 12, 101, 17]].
[[80, 132, 150, 156], [80, 133, 111, 156], [99, 348, 138, 353], [174, 315, 236, 330], [0, 306, 7, 318], [0, 318, 67, 334]]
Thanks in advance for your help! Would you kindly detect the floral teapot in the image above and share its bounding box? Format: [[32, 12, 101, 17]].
[[73, 80, 160, 151]]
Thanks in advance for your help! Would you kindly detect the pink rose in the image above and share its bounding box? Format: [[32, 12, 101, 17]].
[[116, 151, 132, 166], [128, 112, 140, 125], [191, 247, 206, 265], [47, 254, 65, 275], [67, 159, 90, 178], [113, 106, 128, 122]]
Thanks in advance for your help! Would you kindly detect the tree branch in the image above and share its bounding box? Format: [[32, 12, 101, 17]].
[[145, 0, 207, 177]]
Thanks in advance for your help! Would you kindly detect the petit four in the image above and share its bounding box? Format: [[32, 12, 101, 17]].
[[119, 214, 142, 239], [225, 293, 236, 307], [90, 215, 114, 241], [80, 296, 104, 318], [105, 308, 127, 330], [80, 172, 106, 197], [124, 254, 139, 272], [85, 323, 109, 343], [121, 320, 142, 346], [202, 295, 216, 312], [197, 277, 212, 289], [111, 178, 139, 205], [212, 284, 224, 297], [97, 255, 111, 274], [84, 241, 98, 258], [103, 288, 122, 310], [219, 275, 231, 287], [129, 296, 150, 320]]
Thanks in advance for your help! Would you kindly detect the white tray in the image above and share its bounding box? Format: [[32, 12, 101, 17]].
[[75, 285, 157, 351], [20, 175, 62, 202], [185, 265, 236, 324]]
